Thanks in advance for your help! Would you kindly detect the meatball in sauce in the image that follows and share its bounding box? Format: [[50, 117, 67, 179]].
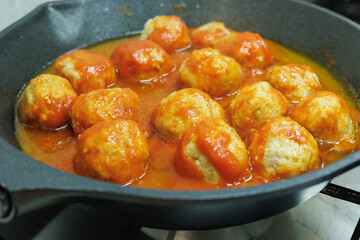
[[174, 119, 250, 184], [17, 74, 77, 130], [190, 21, 231, 48], [55, 49, 117, 94], [140, 15, 191, 52], [291, 91, 358, 152], [228, 81, 289, 140], [71, 88, 140, 136], [151, 88, 225, 139], [75, 119, 149, 185], [16, 17, 360, 190], [214, 31, 273, 69], [111, 40, 174, 84], [266, 64, 322, 104], [248, 117, 320, 180], [179, 48, 242, 98]]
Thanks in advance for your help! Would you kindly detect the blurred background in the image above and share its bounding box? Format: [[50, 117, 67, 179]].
[[0, 0, 61, 31]]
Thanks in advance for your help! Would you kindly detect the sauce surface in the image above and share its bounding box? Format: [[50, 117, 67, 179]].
[[15, 35, 359, 190]]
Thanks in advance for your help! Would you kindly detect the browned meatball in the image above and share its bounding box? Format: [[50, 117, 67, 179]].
[[266, 64, 322, 103], [290, 91, 357, 151], [71, 88, 140, 136], [228, 81, 289, 137], [248, 117, 320, 180], [17, 74, 77, 129], [111, 40, 174, 84], [55, 49, 117, 94], [190, 21, 231, 48], [214, 32, 273, 68], [174, 119, 250, 184], [140, 15, 191, 52], [75, 119, 149, 185], [151, 88, 225, 139], [179, 48, 242, 98]]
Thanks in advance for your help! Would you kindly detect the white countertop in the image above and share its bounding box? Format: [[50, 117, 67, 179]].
[[0, 1, 359, 240]]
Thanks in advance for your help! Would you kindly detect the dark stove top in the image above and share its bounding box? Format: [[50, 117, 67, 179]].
[[313, 0, 360, 22]]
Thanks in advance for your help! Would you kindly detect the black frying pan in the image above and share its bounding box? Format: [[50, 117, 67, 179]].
[[0, 0, 359, 231]]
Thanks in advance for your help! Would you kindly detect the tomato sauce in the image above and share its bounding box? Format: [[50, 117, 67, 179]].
[[15, 35, 360, 190]]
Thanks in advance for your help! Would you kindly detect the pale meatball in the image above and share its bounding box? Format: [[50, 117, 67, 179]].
[[248, 117, 320, 179], [290, 91, 357, 150], [151, 88, 225, 139], [55, 49, 117, 94], [71, 88, 140, 136], [140, 15, 191, 52], [228, 81, 289, 136], [111, 40, 174, 84], [266, 64, 322, 103], [214, 32, 273, 68], [75, 119, 149, 185], [190, 21, 231, 48], [174, 119, 250, 184], [179, 48, 242, 98], [17, 74, 77, 129]]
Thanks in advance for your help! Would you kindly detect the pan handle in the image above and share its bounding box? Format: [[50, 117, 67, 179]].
[[0, 186, 89, 224], [0, 186, 11, 220]]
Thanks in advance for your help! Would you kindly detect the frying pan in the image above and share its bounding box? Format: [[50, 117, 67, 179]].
[[0, 0, 359, 231]]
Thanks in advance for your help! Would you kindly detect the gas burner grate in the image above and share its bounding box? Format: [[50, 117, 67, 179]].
[[352, 218, 360, 240], [320, 183, 360, 240], [320, 183, 360, 205]]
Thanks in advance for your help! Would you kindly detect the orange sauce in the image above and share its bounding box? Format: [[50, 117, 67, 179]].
[[15, 35, 359, 190]]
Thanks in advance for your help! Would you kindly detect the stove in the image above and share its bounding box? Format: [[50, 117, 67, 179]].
[[0, 1, 359, 239]]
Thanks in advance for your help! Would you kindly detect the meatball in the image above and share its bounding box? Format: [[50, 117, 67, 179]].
[[228, 81, 289, 136], [140, 15, 191, 52], [151, 88, 225, 139], [290, 91, 357, 150], [75, 119, 149, 185], [190, 21, 231, 48], [111, 40, 174, 84], [17, 74, 77, 130], [179, 48, 242, 98], [71, 88, 140, 136], [248, 117, 320, 179], [174, 119, 250, 184], [266, 64, 322, 103], [214, 32, 273, 68], [55, 49, 117, 94]]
